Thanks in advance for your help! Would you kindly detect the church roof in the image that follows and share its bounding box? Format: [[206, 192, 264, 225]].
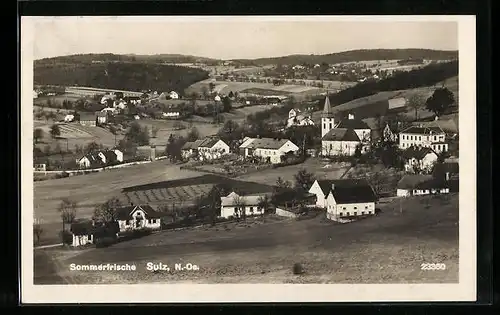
[[322, 96, 334, 118]]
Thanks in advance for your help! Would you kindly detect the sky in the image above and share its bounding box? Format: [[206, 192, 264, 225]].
[[29, 16, 458, 60]]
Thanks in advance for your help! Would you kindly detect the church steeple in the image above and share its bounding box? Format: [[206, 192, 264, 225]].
[[321, 92, 335, 138], [322, 94, 334, 118]]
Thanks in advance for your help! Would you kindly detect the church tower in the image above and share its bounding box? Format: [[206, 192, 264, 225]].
[[321, 94, 335, 138]]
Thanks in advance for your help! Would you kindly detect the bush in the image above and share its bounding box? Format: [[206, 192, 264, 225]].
[[95, 236, 118, 248], [55, 172, 70, 179], [59, 230, 73, 245]]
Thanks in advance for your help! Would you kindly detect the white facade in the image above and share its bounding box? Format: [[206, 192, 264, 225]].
[[354, 129, 372, 143], [244, 140, 300, 164], [64, 114, 75, 122], [275, 207, 299, 218], [321, 117, 336, 138], [72, 234, 93, 247], [404, 152, 438, 173], [163, 111, 180, 119], [219, 192, 266, 219], [399, 132, 446, 151], [113, 149, 124, 162], [308, 180, 327, 208], [198, 140, 231, 160], [117, 208, 161, 232], [77, 156, 91, 168], [325, 192, 375, 220], [396, 188, 449, 197], [321, 140, 359, 156]]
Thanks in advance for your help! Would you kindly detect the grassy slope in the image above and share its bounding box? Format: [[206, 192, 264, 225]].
[[36, 193, 459, 284]]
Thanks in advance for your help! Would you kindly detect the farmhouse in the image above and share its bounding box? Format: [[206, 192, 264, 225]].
[[220, 191, 271, 219], [181, 137, 230, 161], [70, 220, 96, 247], [396, 175, 450, 197], [320, 96, 372, 156], [115, 204, 164, 232], [309, 179, 378, 221], [239, 137, 300, 164], [79, 113, 97, 127], [398, 125, 448, 153], [77, 149, 123, 168], [286, 108, 315, 128], [402, 146, 439, 174]]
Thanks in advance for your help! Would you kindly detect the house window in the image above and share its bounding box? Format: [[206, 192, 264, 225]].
[[354, 207, 357, 210], [250, 207, 254, 212], [361, 211, 365, 215], [368, 211, 372, 214], [346, 212, 350, 216], [125, 220, 130, 225], [354, 212, 357, 216], [329, 123, 332, 129], [365, 206, 368, 209], [339, 212, 343, 216], [433, 136, 437, 141], [402, 135, 405, 140], [342, 207, 346, 210], [419, 136, 421, 141]]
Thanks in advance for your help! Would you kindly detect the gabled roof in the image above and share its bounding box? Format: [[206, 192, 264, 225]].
[[70, 220, 96, 236], [79, 113, 96, 121], [181, 141, 195, 150], [320, 179, 377, 203], [220, 191, 272, 207], [322, 128, 360, 142], [80, 152, 105, 167], [336, 118, 370, 130], [197, 137, 224, 148], [114, 205, 164, 220], [397, 175, 448, 189], [402, 146, 438, 160], [245, 137, 294, 150], [400, 125, 445, 135], [101, 150, 118, 162]]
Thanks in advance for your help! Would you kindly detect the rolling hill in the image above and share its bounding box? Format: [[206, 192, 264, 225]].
[[233, 49, 458, 66], [34, 57, 210, 93], [34, 53, 220, 65]]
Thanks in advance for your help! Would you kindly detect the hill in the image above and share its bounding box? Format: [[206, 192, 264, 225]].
[[34, 53, 219, 65], [34, 59, 210, 93], [233, 49, 458, 66]]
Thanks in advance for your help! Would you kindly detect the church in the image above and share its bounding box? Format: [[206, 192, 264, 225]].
[[320, 96, 372, 157]]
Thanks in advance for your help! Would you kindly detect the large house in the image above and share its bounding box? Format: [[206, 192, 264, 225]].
[[320, 96, 371, 156], [115, 204, 164, 232], [239, 137, 300, 164], [402, 146, 439, 174], [398, 125, 448, 153], [69, 220, 96, 247], [220, 191, 272, 219], [181, 137, 230, 161], [77, 149, 123, 168], [396, 174, 450, 197], [309, 179, 378, 221], [79, 113, 97, 127], [286, 108, 315, 128]]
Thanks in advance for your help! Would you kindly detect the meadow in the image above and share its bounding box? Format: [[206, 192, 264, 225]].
[[35, 193, 459, 284]]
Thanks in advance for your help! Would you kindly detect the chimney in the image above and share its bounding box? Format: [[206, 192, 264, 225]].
[[331, 184, 335, 191], [445, 172, 450, 181]]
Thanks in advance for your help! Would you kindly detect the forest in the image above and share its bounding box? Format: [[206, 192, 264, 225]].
[[34, 61, 210, 93]]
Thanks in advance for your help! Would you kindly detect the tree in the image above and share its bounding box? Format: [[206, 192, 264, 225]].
[[201, 86, 209, 100], [257, 195, 271, 215], [109, 125, 118, 146], [425, 87, 455, 116], [408, 93, 425, 120], [126, 121, 150, 145], [222, 96, 232, 113], [186, 127, 200, 142], [294, 169, 315, 193], [93, 197, 122, 223], [151, 126, 159, 138], [50, 124, 61, 139], [33, 219, 44, 246], [228, 91, 234, 98], [85, 141, 101, 154], [58, 198, 77, 232], [232, 195, 247, 221], [33, 128, 44, 144]]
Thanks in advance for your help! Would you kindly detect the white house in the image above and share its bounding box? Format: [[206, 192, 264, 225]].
[[64, 114, 75, 122], [181, 137, 230, 161], [396, 175, 449, 197], [239, 137, 300, 164], [70, 220, 96, 247], [114, 205, 163, 232], [308, 179, 378, 221], [320, 96, 371, 157], [220, 191, 270, 219], [162, 111, 181, 119], [286, 108, 315, 128], [402, 146, 439, 174], [398, 125, 448, 153], [77, 149, 123, 168], [112, 149, 124, 162], [169, 91, 179, 99]]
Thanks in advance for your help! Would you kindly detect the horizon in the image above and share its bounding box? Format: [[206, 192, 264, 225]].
[[35, 47, 459, 62], [28, 16, 458, 61]]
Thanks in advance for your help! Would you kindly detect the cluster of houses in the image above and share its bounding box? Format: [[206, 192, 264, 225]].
[[76, 149, 124, 169]]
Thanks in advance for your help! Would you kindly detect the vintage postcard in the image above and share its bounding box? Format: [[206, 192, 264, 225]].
[[21, 15, 476, 303]]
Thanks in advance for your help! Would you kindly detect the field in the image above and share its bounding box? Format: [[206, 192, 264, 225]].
[[235, 158, 352, 185], [34, 193, 459, 284], [33, 161, 204, 244]]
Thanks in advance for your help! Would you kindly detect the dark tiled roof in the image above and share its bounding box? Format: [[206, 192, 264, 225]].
[[246, 137, 293, 150], [114, 205, 165, 221], [317, 179, 377, 203], [402, 146, 438, 160], [79, 113, 96, 121], [322, 128, 360, 142], [198, 137, 222, 148], [400, 125, 444, 135], [102, 150, 117, 163], [70, 220, 96, 236], [181, 141, 195, 150], [336, 118, 370, 130], [80, 152, 105, 168], [397, 175, 448, 189]]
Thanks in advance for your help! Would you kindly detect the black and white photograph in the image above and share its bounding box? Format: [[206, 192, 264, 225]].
[[21, 16, 476, 303]]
